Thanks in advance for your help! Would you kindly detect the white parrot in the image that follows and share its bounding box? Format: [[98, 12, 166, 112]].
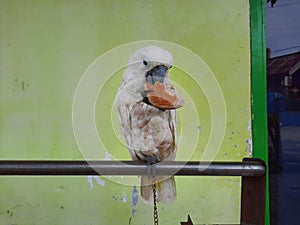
[[116, 45, 183, 204]]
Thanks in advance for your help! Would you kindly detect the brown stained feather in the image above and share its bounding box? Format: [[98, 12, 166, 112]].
[[117, 102, 177, 161], [117, 99, 178, 203]]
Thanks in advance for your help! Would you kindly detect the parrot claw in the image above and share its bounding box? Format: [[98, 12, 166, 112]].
[[145, 156, 158, 178]]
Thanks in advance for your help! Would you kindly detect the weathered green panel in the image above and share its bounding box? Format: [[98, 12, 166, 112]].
[[0, 1, 255, 224]]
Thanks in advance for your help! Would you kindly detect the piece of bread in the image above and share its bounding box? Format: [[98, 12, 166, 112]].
[[144, 82, 184, 110]]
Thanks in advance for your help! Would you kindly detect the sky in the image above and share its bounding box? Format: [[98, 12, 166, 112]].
[[266, 0, 300, 57]]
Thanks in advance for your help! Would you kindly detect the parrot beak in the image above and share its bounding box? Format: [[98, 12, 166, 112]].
[[145, 65, 169, 85]]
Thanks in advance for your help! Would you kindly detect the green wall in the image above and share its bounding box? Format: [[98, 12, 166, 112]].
[[0, 1, 255, 224]]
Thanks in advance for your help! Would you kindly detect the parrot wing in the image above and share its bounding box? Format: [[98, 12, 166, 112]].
[[116, 98, 178, 162], [116, 97, 178, 203]]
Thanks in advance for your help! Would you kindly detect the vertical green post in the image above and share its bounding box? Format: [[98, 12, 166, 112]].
[[250, 0, 270, 224]]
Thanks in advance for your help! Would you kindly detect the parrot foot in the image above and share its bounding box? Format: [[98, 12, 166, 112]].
[[145, 156, 158, 178]]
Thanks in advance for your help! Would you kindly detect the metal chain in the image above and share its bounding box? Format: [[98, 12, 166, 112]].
[[147, 157, 159, 225], [152, 176, 159, 225]]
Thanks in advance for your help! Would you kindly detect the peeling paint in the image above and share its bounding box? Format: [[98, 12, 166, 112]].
[[121, 192, 127, 203], [95, 176, 105, 186], [247, 120, 253, 156], [131, 209, 137, 217], [131, 186, 138, 216], [87, 176, 94, 190], [87, 176, 105, 190], [246, 138, 253, 156], [131, 186, 138, 207], [248, 120, 252, 132], [105, 152, 111, 160]]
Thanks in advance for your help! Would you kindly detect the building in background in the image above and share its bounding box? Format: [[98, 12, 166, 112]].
[[267, 51, 300, 113], [267, 51, 300, 172]]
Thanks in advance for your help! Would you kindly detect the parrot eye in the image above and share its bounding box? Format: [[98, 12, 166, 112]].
[[143, 60, 148, 66]]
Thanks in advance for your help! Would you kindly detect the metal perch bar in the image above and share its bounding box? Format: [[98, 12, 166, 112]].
[[0, 159, 265, 176], [0, 158, 266, 224]]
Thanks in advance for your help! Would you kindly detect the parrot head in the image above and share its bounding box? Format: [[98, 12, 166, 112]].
[[122, 46, 173, 92], [119, 45, 183, 110]]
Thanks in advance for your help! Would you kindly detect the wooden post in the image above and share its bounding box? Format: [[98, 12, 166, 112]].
[[241, 158, 266, 225]]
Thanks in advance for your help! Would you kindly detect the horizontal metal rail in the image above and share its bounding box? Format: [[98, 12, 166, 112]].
[[0, 158, 266, 224], [0, 159, 265, 176]]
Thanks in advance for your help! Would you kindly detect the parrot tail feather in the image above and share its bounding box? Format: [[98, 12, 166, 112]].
[[140, 176, 176, 204]]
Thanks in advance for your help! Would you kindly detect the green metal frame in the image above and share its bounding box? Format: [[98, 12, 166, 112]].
[[250, 0, 270, 224]]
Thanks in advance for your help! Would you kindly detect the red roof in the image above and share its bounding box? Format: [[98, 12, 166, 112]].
[[267, 51, 300, 76]]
